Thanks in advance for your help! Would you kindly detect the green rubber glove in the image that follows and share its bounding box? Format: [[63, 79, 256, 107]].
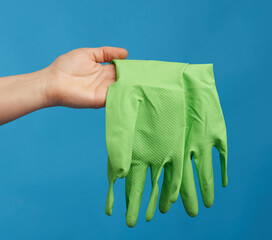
[[159, 64, 228, 216], [105, 60, 188, 227]]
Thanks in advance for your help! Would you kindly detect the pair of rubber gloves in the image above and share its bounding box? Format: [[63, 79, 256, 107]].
[[105, 60, 227, 227]]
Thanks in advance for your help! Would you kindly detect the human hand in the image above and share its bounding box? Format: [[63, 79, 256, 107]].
[[44, 47, 128, 108], [0, 46, 127, 125]]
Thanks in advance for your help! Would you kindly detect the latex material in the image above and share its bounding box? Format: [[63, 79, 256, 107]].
[[105, 60, 188, 227], [159, 64, 228, 217]]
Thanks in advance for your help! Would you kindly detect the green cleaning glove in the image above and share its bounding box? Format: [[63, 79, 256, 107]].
[[159, 64, 228, 217], [105, 60, 188, 227]]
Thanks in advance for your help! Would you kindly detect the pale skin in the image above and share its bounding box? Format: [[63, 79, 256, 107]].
[[0, 47, 128, 125]]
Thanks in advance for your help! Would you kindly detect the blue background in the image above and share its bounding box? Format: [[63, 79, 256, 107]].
[[0, 0, 271, 239]]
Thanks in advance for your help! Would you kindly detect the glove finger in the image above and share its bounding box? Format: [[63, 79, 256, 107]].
[[169, 154, 184, 203], [105, 181, 114, 216], [159, 162, 172, 214], [106, 85, 140, 178], [105, 158, 117, 216], [180, 151, 198, 217], [145, 164, 164, 222], [194, 149, 214, 208], [125, 162, 148, 228], [215, 135, 228, 187]]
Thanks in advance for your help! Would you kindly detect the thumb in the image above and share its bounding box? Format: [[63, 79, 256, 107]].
[[87, 46, 128, 63]]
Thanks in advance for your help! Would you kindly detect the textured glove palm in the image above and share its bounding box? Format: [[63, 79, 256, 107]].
[[105, 60, 188, 227]]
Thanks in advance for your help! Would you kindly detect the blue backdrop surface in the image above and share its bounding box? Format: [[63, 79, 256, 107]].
[[0, 0, 271, 239]]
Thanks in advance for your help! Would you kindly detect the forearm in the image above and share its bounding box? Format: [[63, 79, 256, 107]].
[[0, 69, 50, 125]]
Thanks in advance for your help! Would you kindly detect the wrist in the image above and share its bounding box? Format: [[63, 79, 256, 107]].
[[40, 66, 57, 108], [24, 68, 53, 109]]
